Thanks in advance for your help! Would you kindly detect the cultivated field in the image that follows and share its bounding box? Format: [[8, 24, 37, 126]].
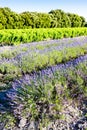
[[0, 28, 87, 129]]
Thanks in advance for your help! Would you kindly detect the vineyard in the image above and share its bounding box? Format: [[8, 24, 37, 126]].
[[0, 28, 87, 45], [0, 28, 87, 129]]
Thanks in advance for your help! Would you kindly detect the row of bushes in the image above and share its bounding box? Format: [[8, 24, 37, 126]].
[[0, 7, 86, 29], [0, 28, 87, 45], [0, 44, 87, 81], [1, 58, 87, 129]]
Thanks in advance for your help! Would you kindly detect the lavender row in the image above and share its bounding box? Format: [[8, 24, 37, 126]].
[[0, 53, 86, 117], [0, 53, 86, 129], [0, 36, 87, 62], [12, 54, 87, 89]]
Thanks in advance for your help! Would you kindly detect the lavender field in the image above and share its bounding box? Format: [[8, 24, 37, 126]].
[[0, 36, 87, 129]]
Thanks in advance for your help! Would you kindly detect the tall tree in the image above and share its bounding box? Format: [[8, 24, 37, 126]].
[[67, 13, 82, 27], [49, 9, 71, 28]]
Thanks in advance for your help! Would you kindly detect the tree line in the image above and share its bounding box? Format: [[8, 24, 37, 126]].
[[0, 7, 87, 29]]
